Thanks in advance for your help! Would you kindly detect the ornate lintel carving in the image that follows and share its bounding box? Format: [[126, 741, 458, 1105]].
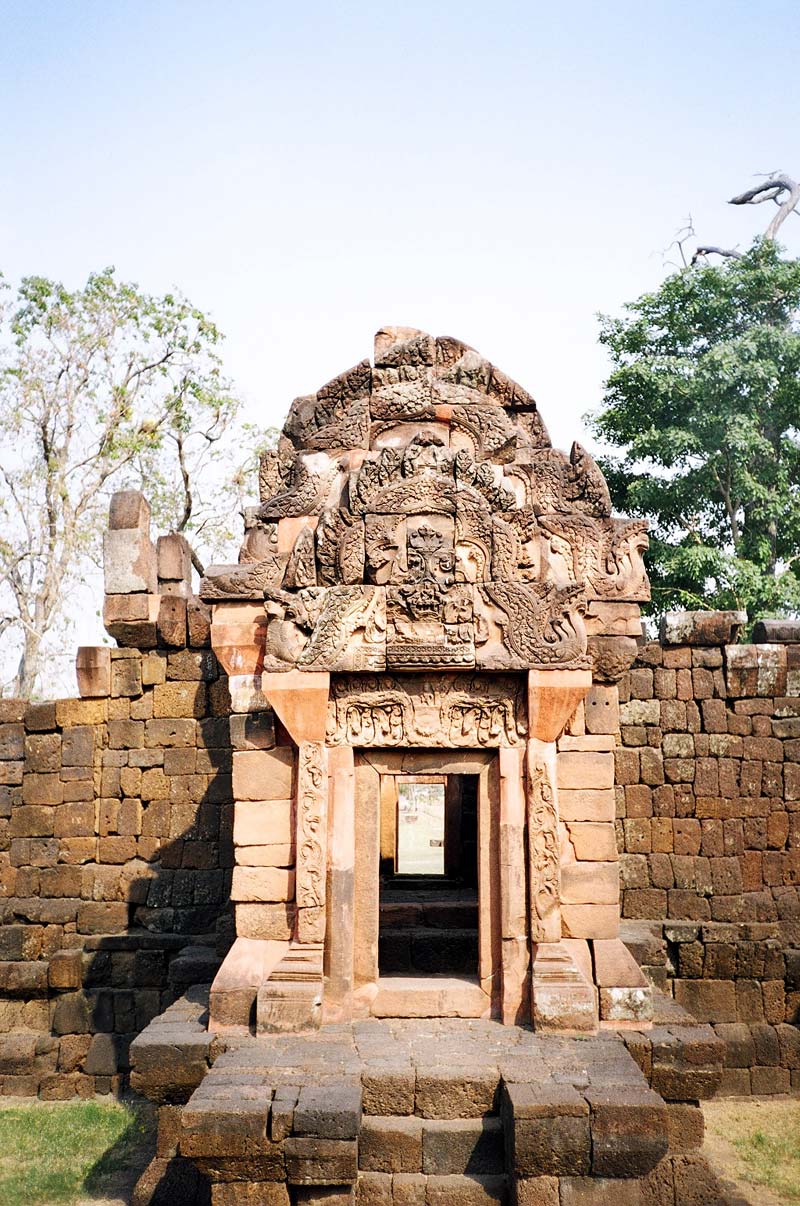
[[326, 672, 527, 747]]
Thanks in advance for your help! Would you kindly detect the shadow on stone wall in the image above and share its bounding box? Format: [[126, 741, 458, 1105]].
[[0, 644, 238, 1098]]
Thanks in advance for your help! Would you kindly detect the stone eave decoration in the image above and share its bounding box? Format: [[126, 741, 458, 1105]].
[[200, 326, 650, 674]]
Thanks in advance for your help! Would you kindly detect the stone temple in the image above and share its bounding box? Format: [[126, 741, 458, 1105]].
[[100, 328, 728, 1201], [200, 324, 652, 1035]]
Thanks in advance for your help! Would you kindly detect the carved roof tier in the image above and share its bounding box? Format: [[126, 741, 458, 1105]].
[[201, 327, 649, 673]]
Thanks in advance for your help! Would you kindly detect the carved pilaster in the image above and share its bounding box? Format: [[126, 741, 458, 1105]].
[[526, 738, 561, 944], [296, 742, 329, 944]]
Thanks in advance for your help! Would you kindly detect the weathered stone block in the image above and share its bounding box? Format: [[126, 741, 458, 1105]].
[[557, 752, 614, 791], [284, 1137, 357, 1185], [235, 903, 295, 941], [186, 596, 212, 648], [661, 610, 746, 646], [77, 901, 129, 934], [62, 725, 95, 767], [561, 904, 619, 939], [230, 867, 295, 902], [230, 712, 276, 752], [564, 822, 618, 862], [584, 685, 620, 734], [233, 748, 294, 801], [49, 948, 83, 989], [515, 1177, 560, 1205], [158, 533, 192, 585], [726, 644, 787, 697], [234, 800, 294, 847], [211, 1184, 290, 1204], [75, 647, 112, 698], [560, 862, 619, 905], [158, 597, 188, 648], [152, 682, 206, 718], [415, 1068, 499, 1119], [104, 528, 157, 594], [358, 1116, 421, 1172], [506, 1083, 590, 1177], [361, 1066, 415, 1116], [558, 789, 616, 823], [109, 490, 150, 531], [422, 1117, 504, 1176], [586, 1085, 667, 1177]]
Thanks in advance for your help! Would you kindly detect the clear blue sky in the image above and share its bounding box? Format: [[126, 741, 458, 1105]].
[[2, 0, 799, 451]]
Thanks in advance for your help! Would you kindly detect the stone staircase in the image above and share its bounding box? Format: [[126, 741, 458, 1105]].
[[378, 886, 479, 977], [358, 1106, 508, 1203], [131, 993, 732, 1206]]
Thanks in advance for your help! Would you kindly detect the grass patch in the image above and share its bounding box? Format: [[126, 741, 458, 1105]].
[[0, 1099, 150, 1206], [705, 1098, 800, 1203], [732, 1118, 800, 1202]]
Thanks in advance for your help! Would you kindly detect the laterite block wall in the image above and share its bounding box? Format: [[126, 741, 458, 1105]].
[[616, 638, 800, 1093]]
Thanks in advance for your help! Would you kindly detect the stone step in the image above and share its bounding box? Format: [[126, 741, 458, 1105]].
[[379, 927, 479, 974], [356, 1172, 509, 1204], [380, 900, 479, 930], [424, 1174, 509, 1204], [371, 975, 490, 1020], [358, 1115, 505, 1177]]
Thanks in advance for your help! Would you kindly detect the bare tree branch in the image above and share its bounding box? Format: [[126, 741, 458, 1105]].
[[691, 245, 744, 265], [729, 173, 800, 240]]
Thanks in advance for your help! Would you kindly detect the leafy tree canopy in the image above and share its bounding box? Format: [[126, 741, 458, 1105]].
[[590, 238, 800, 621], [0, 267, 267, 697]]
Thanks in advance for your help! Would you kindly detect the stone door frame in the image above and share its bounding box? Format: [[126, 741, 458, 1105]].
[[351, 749, 500, 1016]]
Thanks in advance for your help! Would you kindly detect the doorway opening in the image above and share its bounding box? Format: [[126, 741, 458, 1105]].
[[379, 774, 479, 977]]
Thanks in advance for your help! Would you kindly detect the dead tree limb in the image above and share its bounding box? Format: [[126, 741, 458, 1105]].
[[691, 245, 744, 265], [729, 174, 800, 240]]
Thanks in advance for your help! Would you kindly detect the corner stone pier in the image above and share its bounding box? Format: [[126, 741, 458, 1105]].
[[96, 328, 726, 1201]]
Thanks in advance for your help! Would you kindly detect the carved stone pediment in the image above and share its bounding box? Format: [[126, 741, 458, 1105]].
[[213, 327, 648, 665], [315, 509, 365, 586], [258, 448, 290, 503], [282, 360, 373, 451], [284, 392, 370, 452], [239, 512, 279, 564], [284, 525, 318, 589], [327, 672, 527, 747], [370, 365, 434, 421], [261, 586, 324, 669]]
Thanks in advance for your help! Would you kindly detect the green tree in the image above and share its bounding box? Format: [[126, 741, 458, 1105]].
[[590, 238, 800, 621], [0, 267, 252, 698]]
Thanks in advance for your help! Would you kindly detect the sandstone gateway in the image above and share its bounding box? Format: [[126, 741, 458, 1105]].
[[196, 324, 652, 1035], [12, 325, 796, 1202]]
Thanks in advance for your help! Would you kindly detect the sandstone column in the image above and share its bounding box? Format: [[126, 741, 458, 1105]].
[[499, 746, 529, 1024], [324, 745, 355, 1021]]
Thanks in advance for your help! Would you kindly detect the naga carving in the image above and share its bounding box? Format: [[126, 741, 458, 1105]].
[[200, 556, 287, 600], [299, 586, 386, 672], [539, 515, 650, 602], [478, 581, 589, 669], [259, 451, 343, 519]]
